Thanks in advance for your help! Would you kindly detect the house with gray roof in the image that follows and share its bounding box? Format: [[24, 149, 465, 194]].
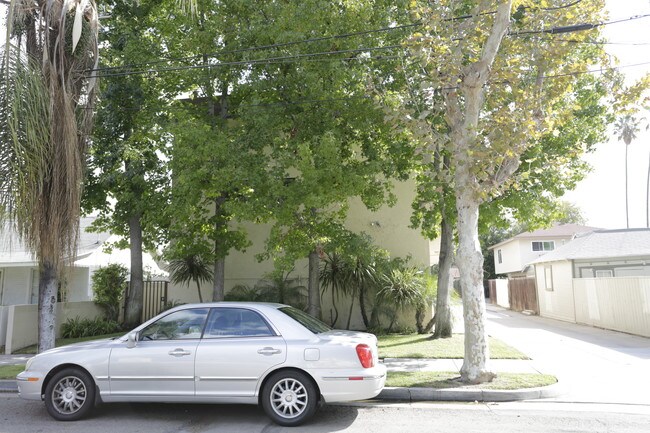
[[489, 223, 600, 278], [0, 217, 166, 353], [529, 229, 650, 337]]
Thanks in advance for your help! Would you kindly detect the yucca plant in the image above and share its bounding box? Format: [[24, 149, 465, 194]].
[[378, 266, 426, 333]]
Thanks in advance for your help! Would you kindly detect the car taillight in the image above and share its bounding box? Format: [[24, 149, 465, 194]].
[[356, 344, 374, 368]]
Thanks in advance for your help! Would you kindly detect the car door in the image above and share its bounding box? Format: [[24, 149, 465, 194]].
[[195, 307, 286, 398], [109, 308, 209, 398]]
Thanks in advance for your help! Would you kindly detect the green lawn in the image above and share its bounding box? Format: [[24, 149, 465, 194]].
[[378, 334, 529, 359], [13, 332, 125, 355], [0, 364, 25, 379], [386, 371, 557, 390]]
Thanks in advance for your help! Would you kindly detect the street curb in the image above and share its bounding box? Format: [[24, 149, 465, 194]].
[[0, 380, 18, 393], [0, 380, 565, 402], [377, 381, 565, 402]]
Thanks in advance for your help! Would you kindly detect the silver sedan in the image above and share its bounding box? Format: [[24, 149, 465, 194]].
[[16, 302, 386, 426]]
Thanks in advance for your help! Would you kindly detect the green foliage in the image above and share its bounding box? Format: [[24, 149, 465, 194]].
[[378, 265, 427, 333], [225, 271, 307, 309], [61, 317, 122, 339], [319, 234, 390, 329], [92, 264, 128, 322], [168, 254, 214, 303]]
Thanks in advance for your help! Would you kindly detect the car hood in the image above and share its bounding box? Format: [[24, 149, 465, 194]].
[[37, 337, 120, 356]]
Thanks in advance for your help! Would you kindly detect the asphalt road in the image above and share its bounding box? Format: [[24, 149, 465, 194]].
[[2, 395, 650, 433]]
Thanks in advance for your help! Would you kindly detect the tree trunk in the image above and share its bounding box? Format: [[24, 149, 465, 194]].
[[212, 197, 227, 302], [626, 143, 630, 228], [445, 0, 510, 384], [455, 184, 495, 384], [213, 255, 225, 301], [37, 260, 57, 353], [196, 280, 204, 303], [433, 214, 454, 339], [124, 214, 144, 328], [646, 148, 649, 228], [308, 249, 321, 318], [358, 285, 370, 329]]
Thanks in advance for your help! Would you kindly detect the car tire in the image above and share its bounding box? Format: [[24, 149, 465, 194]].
[[261, 370, 319, 427], [44, 368, 96, 421]]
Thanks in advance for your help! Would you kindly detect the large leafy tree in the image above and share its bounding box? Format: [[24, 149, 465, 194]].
[[404, 0, 621, 383], [159, 0, 413, 314], [0, 0, 99, 351], [238, 0, 413, 318], [84, 0, 173, 327]]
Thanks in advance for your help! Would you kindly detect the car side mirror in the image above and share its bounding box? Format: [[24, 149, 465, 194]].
[[126, 332, 138, 349]]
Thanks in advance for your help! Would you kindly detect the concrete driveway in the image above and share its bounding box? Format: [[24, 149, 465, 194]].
[[486, 305, 650, 405]]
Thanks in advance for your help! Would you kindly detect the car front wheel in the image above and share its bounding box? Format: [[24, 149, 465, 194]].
[[44, 368, 96, 421], [261, 370, 318, 426]]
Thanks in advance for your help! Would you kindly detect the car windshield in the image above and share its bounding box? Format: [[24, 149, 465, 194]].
[[279, 306, 332, 334]]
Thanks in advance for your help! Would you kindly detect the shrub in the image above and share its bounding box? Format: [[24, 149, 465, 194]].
[[92, 264, 128, 322], [61, 316, 121, 339]]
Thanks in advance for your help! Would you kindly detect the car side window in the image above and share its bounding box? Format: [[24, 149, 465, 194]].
[[140, 308, 209, 341], [203, 308, 275, 338]]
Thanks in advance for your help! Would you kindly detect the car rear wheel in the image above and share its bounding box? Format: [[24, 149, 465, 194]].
[[44, 368, 96, 421], [262, 370, 318, 426]]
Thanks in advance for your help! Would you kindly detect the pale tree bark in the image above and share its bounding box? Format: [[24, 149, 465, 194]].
[[433, 214, 454, 339], [647, 150, 650, 228], [445, 1, 512, 383], [37, 261, 57, 352], [308, 249, 321, 319]]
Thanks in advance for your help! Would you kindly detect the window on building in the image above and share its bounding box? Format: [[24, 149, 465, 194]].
[[497, 249, 503, 264], [532, 241, 555, 252], [595, 270, 613, 278], [544, 266, 554, 291]]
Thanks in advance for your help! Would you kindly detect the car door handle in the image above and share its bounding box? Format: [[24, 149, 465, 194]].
[[257, 347, 282, 356], [168, 348, 192, 357]]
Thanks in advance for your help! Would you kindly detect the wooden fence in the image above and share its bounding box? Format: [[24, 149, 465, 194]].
[[508, 277, 539, 314]]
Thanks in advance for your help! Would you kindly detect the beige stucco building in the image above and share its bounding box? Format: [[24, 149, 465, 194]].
[[168, 179, 440, 330]]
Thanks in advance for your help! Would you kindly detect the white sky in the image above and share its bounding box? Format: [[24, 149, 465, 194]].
[[1, 2, 648, 229], [563, 0, 650, 229]]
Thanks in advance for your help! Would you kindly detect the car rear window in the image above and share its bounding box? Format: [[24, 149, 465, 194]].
[[279, 307, 332, 334]]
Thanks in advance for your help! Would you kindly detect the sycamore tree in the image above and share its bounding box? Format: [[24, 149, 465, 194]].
[[403, 0, 621, 383], [0, 1, 99, 351]]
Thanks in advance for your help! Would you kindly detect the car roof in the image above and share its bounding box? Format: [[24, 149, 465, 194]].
[[168, 302, 288, 311]]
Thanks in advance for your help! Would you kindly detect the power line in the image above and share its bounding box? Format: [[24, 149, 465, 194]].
[[548, 38, 650, 46], [88, 12, 650, 80], [510, 13, 650, 36], [80, 59, 650, 113], [92, 23, 418, 74], [89, 1, 586, 75], [87, 46, 405, 79]]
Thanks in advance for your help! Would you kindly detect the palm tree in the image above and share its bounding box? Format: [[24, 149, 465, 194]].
[[0, 1, 99, 352], [169, 254, 214, 303], [614, 114, 640, 229]]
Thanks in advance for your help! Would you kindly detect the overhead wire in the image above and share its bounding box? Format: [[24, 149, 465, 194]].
[[87, 12, 650, 80], [88, 0, 588, 75]]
